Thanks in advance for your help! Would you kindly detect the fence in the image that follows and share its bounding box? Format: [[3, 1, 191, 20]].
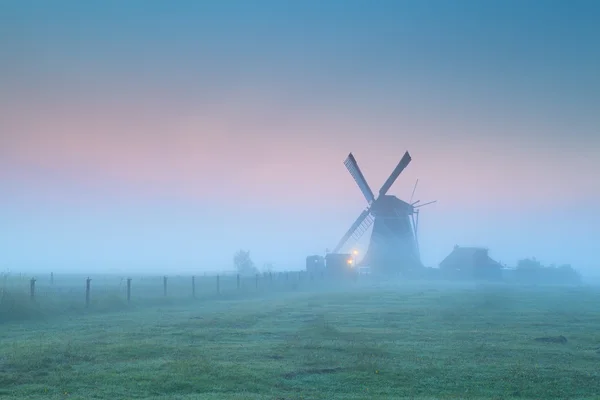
[[1, 270, 331, 311]]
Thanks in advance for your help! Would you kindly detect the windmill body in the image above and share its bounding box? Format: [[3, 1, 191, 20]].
[[331, 152, 434, 276], [363, 195, 421, 274]]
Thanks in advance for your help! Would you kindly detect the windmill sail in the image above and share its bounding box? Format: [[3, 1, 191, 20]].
[[378, 151, 411, 196], [332, 209, 373, 253], [344, 153, 375, 204]]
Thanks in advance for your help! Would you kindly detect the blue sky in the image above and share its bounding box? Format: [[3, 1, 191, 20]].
[[1, 1, 599, 274]]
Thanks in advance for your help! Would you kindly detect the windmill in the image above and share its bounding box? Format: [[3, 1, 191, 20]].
[[331, 151, 436, 275]]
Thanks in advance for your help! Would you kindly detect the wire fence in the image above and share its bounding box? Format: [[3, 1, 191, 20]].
[[0, 270, 331, 318]]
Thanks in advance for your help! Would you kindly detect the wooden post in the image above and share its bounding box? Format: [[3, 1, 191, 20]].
[[30, 277, 36, 300], [85, 277, 91, 308], [216, 275, 220, 294], [237, 274, 240, 289], [127, 278, 131, 303], [50, 272, 54, 285], [163, 276, 168, 297], [192, 276, 196, 298]]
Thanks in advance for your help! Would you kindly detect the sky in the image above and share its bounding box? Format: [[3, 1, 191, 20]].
[[1, 0, 599, 275]]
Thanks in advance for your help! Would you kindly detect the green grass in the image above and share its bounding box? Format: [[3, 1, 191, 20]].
[[1, 279, 600, 399]]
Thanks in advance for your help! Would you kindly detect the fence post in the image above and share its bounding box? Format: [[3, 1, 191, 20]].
[[30, 277, 36, 300], [237, 274, 240, 290], [163, 276, 168, 297], [127, 278, 131, 303], [85, 277, 91, 308], [216, 275, 220, 294], [50, 272, 54, 285], [192, 276, 196, 298]]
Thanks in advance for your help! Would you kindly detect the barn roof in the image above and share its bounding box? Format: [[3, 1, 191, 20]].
[[439, 245, 501, 269]]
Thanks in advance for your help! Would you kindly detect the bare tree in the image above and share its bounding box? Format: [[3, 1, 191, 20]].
[[234, 250, 258, 276]]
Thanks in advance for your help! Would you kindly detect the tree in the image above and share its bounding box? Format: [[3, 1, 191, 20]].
[[234, 250, 257, 276], [556, 264, 581, 284], [515, 257, 581, 285], [517, 257, 543, 270]]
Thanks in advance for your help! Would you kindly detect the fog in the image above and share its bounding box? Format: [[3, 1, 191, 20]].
[[1, 189, 598, 278], [2, 1, 599, 277]]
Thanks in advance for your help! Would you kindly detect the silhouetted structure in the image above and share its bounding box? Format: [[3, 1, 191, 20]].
[[306, 255, 325, 275], [511, 258, 581, 285], [331, 151, 435, 275], [439, 245, 503, 280], [325, 253, 355, 279]]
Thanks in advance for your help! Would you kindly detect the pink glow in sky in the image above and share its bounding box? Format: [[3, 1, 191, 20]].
[[1, 1, 599, 275]]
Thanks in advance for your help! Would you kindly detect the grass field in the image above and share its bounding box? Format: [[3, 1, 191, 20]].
[[1, 277, 600, 399]]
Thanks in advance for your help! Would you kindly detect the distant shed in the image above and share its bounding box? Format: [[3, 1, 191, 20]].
[[306, 255, 325, 275], [439, 245, 503, 281]]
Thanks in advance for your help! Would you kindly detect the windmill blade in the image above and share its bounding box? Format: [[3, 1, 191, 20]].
[[332, 209, 373, 254], [414, 200, 437, 209], [409, 179, 419, 203], [378, 151, 411, 197], [344, 153, 375, 204]]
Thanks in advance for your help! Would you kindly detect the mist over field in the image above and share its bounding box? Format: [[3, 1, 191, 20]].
[[2, 273, 600, 399]]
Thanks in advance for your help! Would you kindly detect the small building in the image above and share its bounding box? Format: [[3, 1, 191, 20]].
[[306, 255, 325, 275], [439, 245, 503, 281], [325, 253, 355, 279]]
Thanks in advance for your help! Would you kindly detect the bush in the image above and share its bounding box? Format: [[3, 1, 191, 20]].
[[515, 258, 581, 285]]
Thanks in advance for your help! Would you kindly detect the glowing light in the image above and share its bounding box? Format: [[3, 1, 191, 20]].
[[347, 259, 353, 265], [352, 250, 359, 255]]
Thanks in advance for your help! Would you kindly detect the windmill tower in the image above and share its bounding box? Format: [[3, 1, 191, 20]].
[[331, 151, 435, 275]]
